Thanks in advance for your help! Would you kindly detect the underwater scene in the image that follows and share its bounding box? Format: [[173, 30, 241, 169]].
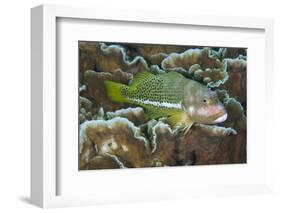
[[79, 41, 247, 170]]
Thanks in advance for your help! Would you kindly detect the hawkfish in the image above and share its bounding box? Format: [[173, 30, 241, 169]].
[[104, 71, 227, 133]]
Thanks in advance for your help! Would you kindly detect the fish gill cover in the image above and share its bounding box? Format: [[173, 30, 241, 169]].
[[79, 42, 247, 170]]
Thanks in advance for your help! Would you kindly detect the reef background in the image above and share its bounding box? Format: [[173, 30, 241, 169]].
[[79, 41, 247, 170]]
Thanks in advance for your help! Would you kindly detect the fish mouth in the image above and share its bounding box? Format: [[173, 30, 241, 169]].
[[213, 113, 228, 123]]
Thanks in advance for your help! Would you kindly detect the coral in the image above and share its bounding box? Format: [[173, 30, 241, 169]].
[[79, 96, 93, 123], [150, 65, 167, 74], [176, 90, 246, 165], [79, 43, 96, 83], [79, 118, 152, 169], [176, 124, 239, 165], [79, 42, 247, 170], [106, 107, 148, 126], [195, 124, 237, 137], [92, 107, 105, 120], [221, 58, 247, 104], [161, 48, 228, 87], [79, 42, 149, 75], [147, 120, 177, 166], [192, 63, 228, 87], [82, 69, 132, 112], [219, 47, 247, 59], [79, 42, 150, 113], [131, 44, 187, 65], [162, 49, 201, 70], [80, 155, 123, 170]]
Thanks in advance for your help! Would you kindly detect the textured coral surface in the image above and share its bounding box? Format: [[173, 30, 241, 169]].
[[79, 41, 247, 170]]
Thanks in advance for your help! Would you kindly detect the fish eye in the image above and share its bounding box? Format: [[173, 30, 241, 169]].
[[203, 99, 207, 103]]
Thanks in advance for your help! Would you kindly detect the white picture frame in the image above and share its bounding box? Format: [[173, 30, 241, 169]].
[[31, 4, 274, 208]]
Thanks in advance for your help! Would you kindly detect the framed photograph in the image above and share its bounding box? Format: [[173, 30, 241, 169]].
[[31, 4, 274, 208]]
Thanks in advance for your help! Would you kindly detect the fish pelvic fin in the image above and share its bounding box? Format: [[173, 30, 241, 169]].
[[104, 80, 128, 103]]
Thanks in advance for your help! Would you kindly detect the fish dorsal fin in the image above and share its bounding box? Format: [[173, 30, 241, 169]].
[[129, 71, 154, 88]]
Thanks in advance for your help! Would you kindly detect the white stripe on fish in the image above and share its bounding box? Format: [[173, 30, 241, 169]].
[[129, 98, 182, 109]]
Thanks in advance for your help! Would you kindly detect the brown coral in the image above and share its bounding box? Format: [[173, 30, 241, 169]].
[[148, 121, 177, 166], [132, 43, 188, 65], [176, 92, 246, 165], [161, 48, 228, 87], [80, 118, 152, 169], [79, 42, 149, 75], [80, 155, 122, 170], [219, 47, 247, 59], [176, 125, 238, 165], [82, 70, 132, 112], [221, 58, 247, 104], [106, 107, 148, 126]]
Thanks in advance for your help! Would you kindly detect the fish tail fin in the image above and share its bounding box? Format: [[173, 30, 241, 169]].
[[104, 80, 128, 103]]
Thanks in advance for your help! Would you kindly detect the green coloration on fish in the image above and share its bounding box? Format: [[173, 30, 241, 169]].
[[104, 71, 227, 133]]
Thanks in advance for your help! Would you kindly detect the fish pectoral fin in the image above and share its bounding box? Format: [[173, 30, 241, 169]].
[[167, 112, 193, 130], [144, 106, 194, 133], [129, 71, 154, 89], [167, 112, 183, 128], [145, 107, 167, 120]]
